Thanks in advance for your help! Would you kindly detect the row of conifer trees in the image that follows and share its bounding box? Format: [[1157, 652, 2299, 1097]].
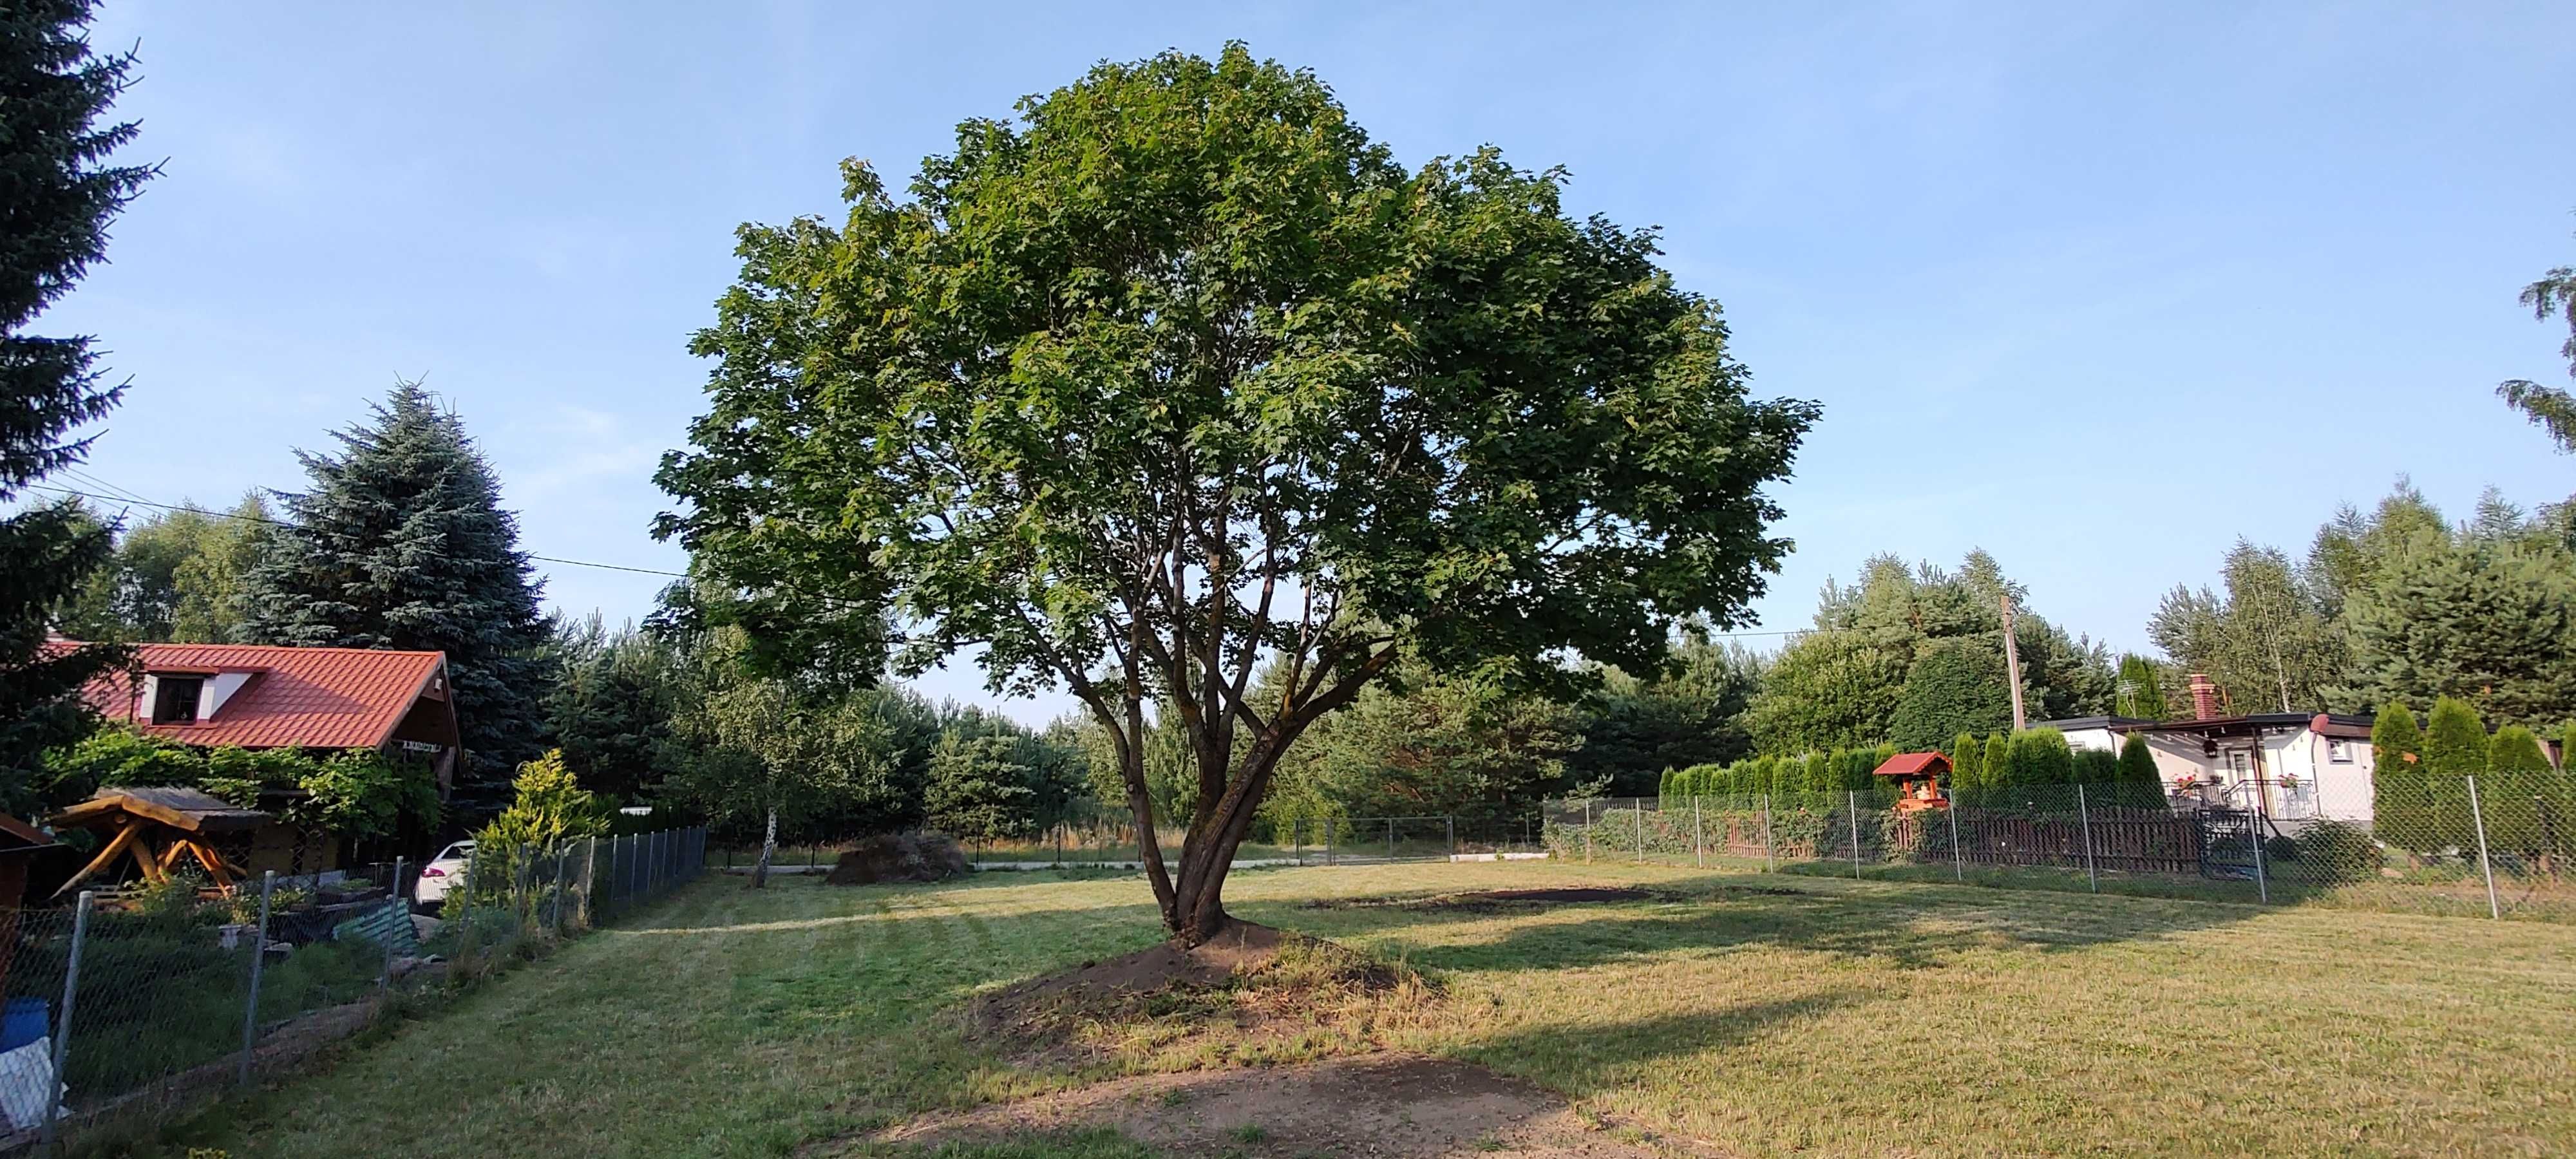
[[2371, 700, 2575, 863], [1653, 728, 2169, 812]]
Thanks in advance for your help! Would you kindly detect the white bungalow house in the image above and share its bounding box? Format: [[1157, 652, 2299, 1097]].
[[2039, 675, 2376, 827]]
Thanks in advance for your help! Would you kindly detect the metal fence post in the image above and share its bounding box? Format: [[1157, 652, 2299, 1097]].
[[1848, 791, 1862, 880], [1584, 799, 1593, 863], [1326, 817, 1336, 867], [1693, 796, 1705, 869], [1387, 817, 1396, 862], [39, 891, 92, 1152], [2077, 784, 2099, 893], [1761, 793, 1775, 872], [1947, 797, 1964, 882], [240, 870, 277, 1087], [580, 838, 597, 930], [2468, 774, 2503, 919], [2249, 810, 2270, 904], [1445, 815, 1455, 857], [381, 855, 406, 995]]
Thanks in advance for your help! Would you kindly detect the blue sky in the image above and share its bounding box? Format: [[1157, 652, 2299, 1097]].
[[41, 1, 2576, 723]]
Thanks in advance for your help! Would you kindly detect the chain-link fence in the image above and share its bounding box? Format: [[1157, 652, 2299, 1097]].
[[1545, 776, 2576, 922], [0, 824, 705, 1153]]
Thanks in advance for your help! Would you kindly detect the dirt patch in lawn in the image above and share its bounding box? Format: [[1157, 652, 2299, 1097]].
[[855, 1053, 1664, 1158], [973, 921, 1438, 1068], [1308, 886, 1657, 912]]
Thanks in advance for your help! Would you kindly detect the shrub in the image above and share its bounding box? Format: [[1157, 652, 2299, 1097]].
[[2423, 697, 2487, 849], [2371, 704, 2436, 856], [2280, 820, 2380, 885]]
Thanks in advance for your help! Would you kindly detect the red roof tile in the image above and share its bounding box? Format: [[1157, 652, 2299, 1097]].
[[71, 643, 449, 751], [1873, 751, 1951, 778]]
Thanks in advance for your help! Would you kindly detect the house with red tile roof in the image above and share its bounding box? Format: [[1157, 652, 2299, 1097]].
[[73, 642, 463, 796]]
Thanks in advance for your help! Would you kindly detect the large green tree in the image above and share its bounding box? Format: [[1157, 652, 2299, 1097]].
[[2148, 539, 2345, 713], [1886, 639, 2011, 752], [1770, 549, 2111, 754], [546, 614, 683, 804], [1272, 659, 1584, 823], [1564, 632, 1759, 795], [0, 0, 152, 808], [80, 493, 273, 643], [654, 46, 1817, 942], [242, 383, 556, 803], [1743, 631, 1908, 756], [2496, 218, 2576, 452], [666, 670, 894, 887], [2327, 525, 2576, 726]]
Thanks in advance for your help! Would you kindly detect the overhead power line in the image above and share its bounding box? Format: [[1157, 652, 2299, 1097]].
[[26, 480, 1833, 641], [25, 482, 693, 580]]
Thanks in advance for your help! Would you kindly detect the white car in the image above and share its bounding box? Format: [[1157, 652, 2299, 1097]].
[[411, 840, 476, 909]]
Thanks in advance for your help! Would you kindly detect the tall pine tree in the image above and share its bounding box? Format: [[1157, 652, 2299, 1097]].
[[243, 383, 554, 806], [0, 1, 153, 813]]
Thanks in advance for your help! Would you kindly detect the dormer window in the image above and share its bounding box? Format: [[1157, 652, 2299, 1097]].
[[151, 675, 204, 724]]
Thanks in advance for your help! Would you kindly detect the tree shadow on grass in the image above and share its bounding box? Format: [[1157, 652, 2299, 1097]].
[[1444, 988, 1875, 1098], [1235, 871, 2268, 975]]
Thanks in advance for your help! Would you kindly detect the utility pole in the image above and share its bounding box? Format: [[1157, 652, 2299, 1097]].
[[2000, 593, 2027, 731]]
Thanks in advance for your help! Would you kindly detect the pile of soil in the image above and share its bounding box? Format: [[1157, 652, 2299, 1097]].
[[824, 833, 971, 885], [860, 1053, 1663, 1158]]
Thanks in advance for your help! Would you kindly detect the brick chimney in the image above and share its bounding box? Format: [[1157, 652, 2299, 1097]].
[[2188, 673, 2220, 721]]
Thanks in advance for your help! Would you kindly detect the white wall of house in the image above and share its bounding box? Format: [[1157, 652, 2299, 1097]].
[[2038, 721, 2377, 824], [2060, 726, 2121, 755]]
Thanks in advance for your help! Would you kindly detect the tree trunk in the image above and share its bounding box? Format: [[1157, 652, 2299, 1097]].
[[752, 806, 777, 889], [1155, 748, 1280, 945]]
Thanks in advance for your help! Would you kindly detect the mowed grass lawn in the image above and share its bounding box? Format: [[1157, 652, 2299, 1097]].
[[145, 861, 2576, 1158]]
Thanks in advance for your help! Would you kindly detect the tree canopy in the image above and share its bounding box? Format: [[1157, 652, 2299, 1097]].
[[655, 46, 1817, 941], [0, 0, 153, 808], [242, 382, 556, 802], [2496, 219, 2576, 453]]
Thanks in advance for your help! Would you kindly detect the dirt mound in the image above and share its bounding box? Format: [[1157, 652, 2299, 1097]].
[[857, 1053, 1662, 1158], [1001, 919, 1294, 1003], [823, 833, 970, 885]]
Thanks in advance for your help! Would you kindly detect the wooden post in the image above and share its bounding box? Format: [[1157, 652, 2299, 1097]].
[[2001, 594, 2027, 731], [2078, 784, 2099, 893]]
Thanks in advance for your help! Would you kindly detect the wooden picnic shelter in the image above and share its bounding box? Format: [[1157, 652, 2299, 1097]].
[[46, 787, 271, 898]]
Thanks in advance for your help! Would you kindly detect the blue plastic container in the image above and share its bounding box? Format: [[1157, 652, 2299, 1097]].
[[0, 998, 46, 1053]]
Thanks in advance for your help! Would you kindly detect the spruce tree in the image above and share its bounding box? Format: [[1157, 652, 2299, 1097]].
[[2371, 704, 2435, 856], [0, 2, 153, 813], [243, 383, 554, 806], [2421, 697, 2488, 852]]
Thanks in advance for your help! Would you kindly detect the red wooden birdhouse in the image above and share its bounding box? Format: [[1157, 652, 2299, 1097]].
[[1872, 752, 1952, 812]]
